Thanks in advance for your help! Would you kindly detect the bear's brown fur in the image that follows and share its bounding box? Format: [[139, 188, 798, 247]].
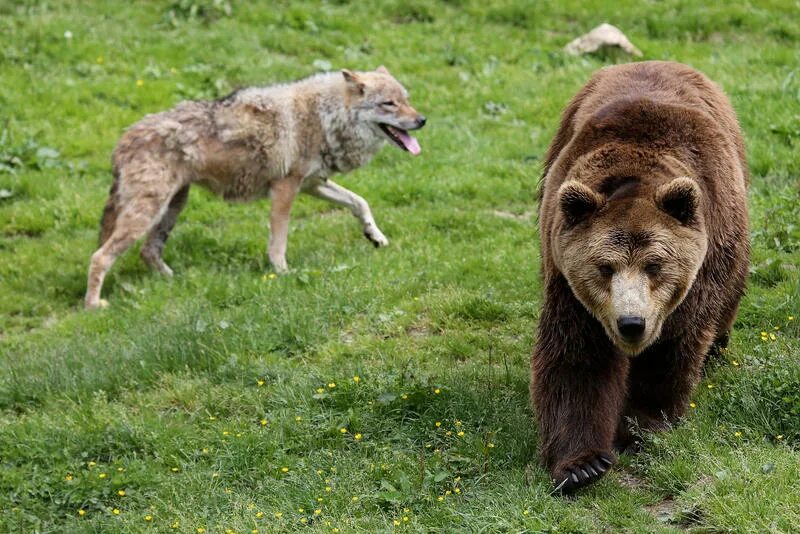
[[532, 61, 749, 493]]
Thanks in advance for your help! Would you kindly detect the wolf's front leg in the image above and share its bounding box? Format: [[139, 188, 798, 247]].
[[268, 178, 299, 273], [531, 275, 629, 493], [303, 179, 388, 247]]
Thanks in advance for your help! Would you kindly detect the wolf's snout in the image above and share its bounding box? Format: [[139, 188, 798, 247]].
[[415, 115, 427, 129], [617, 316, 646, 341]]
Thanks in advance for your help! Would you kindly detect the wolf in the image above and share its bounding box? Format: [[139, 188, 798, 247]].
[[84, 66, 425, 309]]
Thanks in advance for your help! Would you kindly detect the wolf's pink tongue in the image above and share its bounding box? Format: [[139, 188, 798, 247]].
[[396, 130, 421, 155]]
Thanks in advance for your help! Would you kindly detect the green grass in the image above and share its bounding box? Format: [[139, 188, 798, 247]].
[[1, 0, 799, 532]]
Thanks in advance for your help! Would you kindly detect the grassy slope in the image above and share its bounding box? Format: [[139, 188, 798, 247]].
[[1, 0, 798, 532]]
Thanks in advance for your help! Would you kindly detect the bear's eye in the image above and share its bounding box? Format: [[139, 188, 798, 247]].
[[645, 263, 662, 276], [597, 264, 614, 278]]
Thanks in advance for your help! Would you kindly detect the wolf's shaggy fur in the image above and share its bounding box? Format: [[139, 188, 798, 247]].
[[532, 61, 749, 493], [85, 67, 425, 308]]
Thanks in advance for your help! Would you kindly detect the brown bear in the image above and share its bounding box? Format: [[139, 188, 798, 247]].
[[531, 61, 749, 493]]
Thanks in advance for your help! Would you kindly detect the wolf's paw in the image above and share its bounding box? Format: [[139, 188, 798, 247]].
[[552, 452, 615, 494], [364, 227, 389, 248], [85, 298, 109, 310]]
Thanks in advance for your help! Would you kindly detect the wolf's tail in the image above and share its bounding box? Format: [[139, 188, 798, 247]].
[[99, 169, 120, 245]]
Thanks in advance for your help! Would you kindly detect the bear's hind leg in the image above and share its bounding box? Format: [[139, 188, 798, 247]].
[[618, 335, 709, 450]]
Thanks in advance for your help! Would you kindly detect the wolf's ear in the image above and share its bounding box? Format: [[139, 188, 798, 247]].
[[558, 181, 604, 226], [342, 69, 365, 94], [655, 176, 701, 225], [376, 65, 391, 75]]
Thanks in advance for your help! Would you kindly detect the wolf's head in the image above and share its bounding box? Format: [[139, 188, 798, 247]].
[[342, 66, 426, 155]]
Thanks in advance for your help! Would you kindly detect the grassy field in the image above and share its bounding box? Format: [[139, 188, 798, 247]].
[[1, 0, 799, 532]]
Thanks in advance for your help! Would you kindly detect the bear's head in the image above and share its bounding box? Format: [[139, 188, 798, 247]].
[[553, 165, 708, 356]]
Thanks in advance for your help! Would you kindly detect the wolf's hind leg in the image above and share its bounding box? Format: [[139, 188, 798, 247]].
[[84, 187, 175, 309], [303, 179, 388, 247], [141, 185, 190, 276], [268, 178, 299, 273]]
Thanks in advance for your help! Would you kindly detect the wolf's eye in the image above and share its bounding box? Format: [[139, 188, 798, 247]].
[[645, 263, 662, 276], [380, 100, 397, 107], [597, 264, 614, 278]]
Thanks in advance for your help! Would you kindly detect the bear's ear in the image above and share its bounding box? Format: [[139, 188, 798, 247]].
[[376, 65, 391, 75], [342, 69, 366, 94], [655, 177, 701, 225], [558, 181, 603, 226]]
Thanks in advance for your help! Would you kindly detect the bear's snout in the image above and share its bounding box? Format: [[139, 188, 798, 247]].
[[617, 315, 646, 341]]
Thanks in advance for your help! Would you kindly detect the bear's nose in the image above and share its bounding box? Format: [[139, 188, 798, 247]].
[[617, 316, 646, 341]]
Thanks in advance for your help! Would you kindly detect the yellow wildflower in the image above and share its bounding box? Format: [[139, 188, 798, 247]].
[[171, 467, 179, 472], [78, 509, 86, 516], [435, 421, 441, 427], [88, 461, 96, 468], [281, 467, 289, 473], [353, 375, 361, 383], [769, 333, 776, 341], [457, 431, 465, 437], [113, 508, 120, 515], [118, 490, 126, 496], [314, 509, 322, 515], [351, 496, 358, 502], [328, 382, 336, 389], [298, 508, 304, 513], [690, 402, 697, 408], [256, 511, 264, 518], [260, 419, 268, 426], [274, 512, 282, 518], [788, 316, 794, 321], [707, 384, 714, 389], [136, 79, 144, 87], [777, 435, 784, 440], [325, 486, 332, 492], [434, 388, 441, 394], [144, 515, 153, 521], [316, 388, 325, 394], [197, 529, 205, 533], [437, 496, 444, 502], [268, 273, 277, 280], [300, 518, 307, 524], [65, 474, 73, 481], [355, 433, 363, 440], [401, 394, 408, 400], [488, 443, 495, 448], [295, 416, 302, 422], [257, 380, 265, 387], [340, 427, 348, 434], [99, 473, 107, 479], [734, 431, 742, 437], [393, 520, 401, 526]]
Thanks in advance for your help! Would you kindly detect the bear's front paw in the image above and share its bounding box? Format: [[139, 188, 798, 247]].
[[552, 452, 615, 494]]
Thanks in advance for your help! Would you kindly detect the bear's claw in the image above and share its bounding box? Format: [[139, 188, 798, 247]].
[[554, 454, 614, 494]]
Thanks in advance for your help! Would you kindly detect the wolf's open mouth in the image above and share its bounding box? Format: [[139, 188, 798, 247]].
[[379, 124, 421, 155]]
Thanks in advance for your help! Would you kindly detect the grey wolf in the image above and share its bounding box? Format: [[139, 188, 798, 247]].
[[85, 66, 425, 309]]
